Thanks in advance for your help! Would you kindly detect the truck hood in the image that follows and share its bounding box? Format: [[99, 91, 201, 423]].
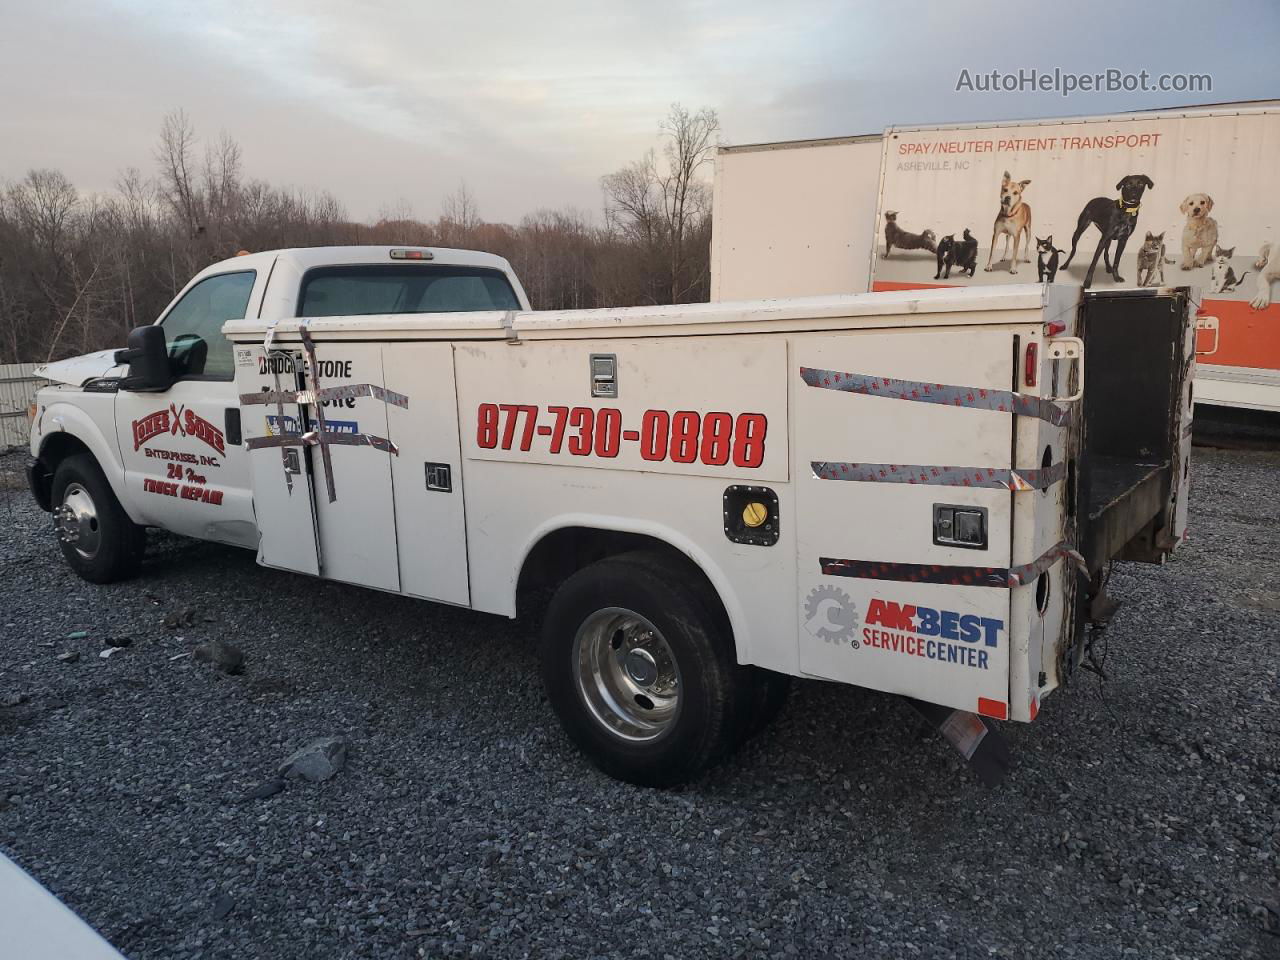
[[36, 350, 126, 387]]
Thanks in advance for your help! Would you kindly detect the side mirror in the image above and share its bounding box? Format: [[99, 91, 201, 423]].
[[114, 325, 173, 392]]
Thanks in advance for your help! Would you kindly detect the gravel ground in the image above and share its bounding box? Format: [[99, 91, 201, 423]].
[[0, 446, 1277, 960]]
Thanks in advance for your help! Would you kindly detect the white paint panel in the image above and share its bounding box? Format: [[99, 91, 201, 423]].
[[462, 461, 799, 674], [793, 328, 1018, 715], [383, 343, 470, 605], [306, 342, 400, 592], [453, 337, 789, 483], [235, 346, 320, 576], [711, 139, 882, 301], [114, 379, 255, 548]]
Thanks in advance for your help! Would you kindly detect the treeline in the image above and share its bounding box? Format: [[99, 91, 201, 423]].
[[0, 105, 718, 363]]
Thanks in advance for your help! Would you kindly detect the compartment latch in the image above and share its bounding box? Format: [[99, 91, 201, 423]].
[[1044, 337, 1084, 402], [590, 353, 618, 398], [1194, 315, 1219, 357]]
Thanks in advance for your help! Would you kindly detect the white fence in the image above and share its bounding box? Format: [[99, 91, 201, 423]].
[[0, 362, 46, 451]]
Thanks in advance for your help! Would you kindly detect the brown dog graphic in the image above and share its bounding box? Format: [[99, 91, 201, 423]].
[[984, 171, 1032, 274]]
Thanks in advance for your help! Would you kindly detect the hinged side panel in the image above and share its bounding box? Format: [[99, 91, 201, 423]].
[[233, 345, 321, 576], [304, 342, 401, 592], [793, 327, 1025, 719], [383, 343, 470, 606]]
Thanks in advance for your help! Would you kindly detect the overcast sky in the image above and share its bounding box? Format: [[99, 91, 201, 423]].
[[1, 0, 1275, 223]]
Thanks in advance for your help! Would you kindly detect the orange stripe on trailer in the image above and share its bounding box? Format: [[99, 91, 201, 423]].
[[977, 697, 1007, 720], [1198, 298, 1280, 371], [871, 280, 958, 292]]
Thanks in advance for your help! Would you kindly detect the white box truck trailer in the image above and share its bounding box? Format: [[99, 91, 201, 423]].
[[27, 247, 1195, 785], [711, 101, 1280, 412]]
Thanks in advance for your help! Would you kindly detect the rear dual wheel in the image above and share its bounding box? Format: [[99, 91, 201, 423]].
[[540, 550, 787, 786]]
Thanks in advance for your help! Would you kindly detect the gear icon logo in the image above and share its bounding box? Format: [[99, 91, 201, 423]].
[[803, 585, 861, 646]]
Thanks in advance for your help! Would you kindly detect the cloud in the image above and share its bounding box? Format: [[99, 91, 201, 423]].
[[1, 0, 1275, 222]]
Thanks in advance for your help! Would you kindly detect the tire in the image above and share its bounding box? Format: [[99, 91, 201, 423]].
[[540, 550, 747, 787], [51, 453, 145, 584], [742, 667, 791, 741]]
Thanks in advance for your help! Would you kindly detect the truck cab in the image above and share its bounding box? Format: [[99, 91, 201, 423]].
[[27, 247, 530, 579]]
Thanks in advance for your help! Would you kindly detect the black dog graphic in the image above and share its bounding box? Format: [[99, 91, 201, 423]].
[[1061, 174, 1154, 287]]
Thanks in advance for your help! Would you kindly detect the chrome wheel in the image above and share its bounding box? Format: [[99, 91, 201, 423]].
[[573, 607, 681, 742], [57, 482, 101, 560]]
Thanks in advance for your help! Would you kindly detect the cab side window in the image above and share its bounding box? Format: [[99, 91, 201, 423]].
[[161, 271, 255, 380]]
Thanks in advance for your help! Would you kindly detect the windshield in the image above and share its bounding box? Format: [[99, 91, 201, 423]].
[[298, 265, 520, 317]]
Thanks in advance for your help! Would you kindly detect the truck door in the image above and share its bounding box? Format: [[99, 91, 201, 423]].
[[115, 270, 260, 548], [793, 328, 1020, 720]]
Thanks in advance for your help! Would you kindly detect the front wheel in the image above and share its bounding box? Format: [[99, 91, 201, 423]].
[[540, 551, 746, 787], [51, 453, 145, 583]]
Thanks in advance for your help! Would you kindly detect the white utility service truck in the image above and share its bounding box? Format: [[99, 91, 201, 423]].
[[27, 246, 1196, 786]]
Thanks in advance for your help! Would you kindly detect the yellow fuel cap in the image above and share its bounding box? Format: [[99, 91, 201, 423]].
[[742, 502, 769, 528]]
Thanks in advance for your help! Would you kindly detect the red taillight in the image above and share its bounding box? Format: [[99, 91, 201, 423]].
[[390, 248, 434, 261], [1024, 342, 1038, 388], [1045, 319, 1066, 336]]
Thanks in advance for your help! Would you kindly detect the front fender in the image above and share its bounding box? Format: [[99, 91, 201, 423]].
[[33, 396, 140, 524]]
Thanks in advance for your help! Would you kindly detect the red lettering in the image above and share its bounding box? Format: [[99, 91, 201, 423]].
[[132, 411, 170, 450], [183, 409, 226, 455], [865, 599, 917, 631]]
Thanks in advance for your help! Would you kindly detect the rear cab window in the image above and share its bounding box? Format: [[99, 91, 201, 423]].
[[298, 265, 520, 317]]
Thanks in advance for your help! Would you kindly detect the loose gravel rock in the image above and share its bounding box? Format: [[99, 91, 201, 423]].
[[193, 639, 245, 675], [0, 447, 1277, 959], [279, 736, 349, 783]]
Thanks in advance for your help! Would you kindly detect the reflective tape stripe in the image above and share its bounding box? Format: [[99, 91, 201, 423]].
[[811, 460, 1066, 490], [246, 431, 399, 455], [820, 541, 1084, 589], [799, 367, 1070, 427], [318, 383, 409, 408], [239, 383, 408, 409]]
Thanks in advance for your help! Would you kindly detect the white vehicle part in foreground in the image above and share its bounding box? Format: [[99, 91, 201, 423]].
[[0, 853, 125, 960]]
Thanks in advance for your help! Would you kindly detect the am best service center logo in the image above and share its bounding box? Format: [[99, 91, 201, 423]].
[[804, 586, 1003, 671]]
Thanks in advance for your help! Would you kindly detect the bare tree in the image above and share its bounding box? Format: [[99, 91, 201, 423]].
[[440, 180, 480, 246], [155, 109, 202, 238], [203, 130, 243, 248], [602, 103, 719, 303], [658, 104, 719, 302], [0, 106, 726, 363], [601, 151, 661, 247]]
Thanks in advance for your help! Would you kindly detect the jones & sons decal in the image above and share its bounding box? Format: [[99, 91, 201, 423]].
[[132, 405, 226, 456]]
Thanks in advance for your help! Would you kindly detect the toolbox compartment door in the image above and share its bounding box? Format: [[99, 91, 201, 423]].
[[304, 342, 400, 592], [794, 327, 1020, 719], [382, 344, 471, 606], [236, 345, 321, 577]]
